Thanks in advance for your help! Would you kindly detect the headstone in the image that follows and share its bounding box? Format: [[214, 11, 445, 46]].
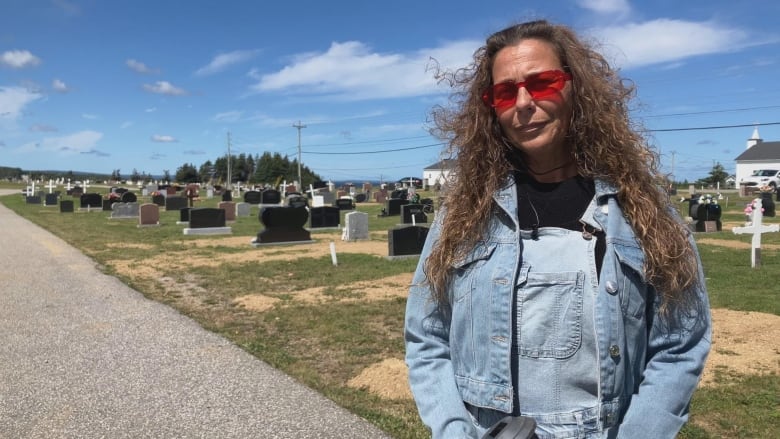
[[45, 193, 58, 206], [260, 189, 282, 205], [342, 211, 369, 241], [309, 206, 340, 229], [80, 193, 102, 209], [60, 200, 74, 213], [121, 191, 137, 203], [184, 208, 231, 235], [374, 191, 388, 204], [334, 198, 354, 211], [252, 206, 312, 245], [152, 194, 165, 206], [388, 225, 429, 257], [221, 190, 233, 202], [243, 190, 263, 205], [236, 202, 251, 217], [387, 198, 408, 216], [354, 193, 367, 203], [218, 201, 236, 221], [138, 203, 160, 227], [165, 196, 188, 212], [695, 203, 721, 232], [26, 195, 42, 204], [733, 198, 780, 268], [166, 186, 177, 196], [110, 202, 140, 219], [287, 194, 308, 208], [179, 207, 191, 224], [312, 195, 325, 208], [401, 203, 428, 224], [102, 198, 117, 211], [760, 192, 776, 217]]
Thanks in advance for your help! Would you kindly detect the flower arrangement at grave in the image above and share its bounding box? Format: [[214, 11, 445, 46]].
[[105, 192, 121, 201], [150, 191, 161, 197], [698, 194, 718, 205], [744, 199, 765, 225], [758, 184, 775, 193]]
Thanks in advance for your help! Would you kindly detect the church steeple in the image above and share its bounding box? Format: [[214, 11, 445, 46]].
[[747, 126, 762, 149]]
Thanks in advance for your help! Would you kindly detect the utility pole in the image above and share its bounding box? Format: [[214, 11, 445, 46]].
[[670, 150, 676, 184], [293, 121, 306, 189], [226, 131, 232, 191]]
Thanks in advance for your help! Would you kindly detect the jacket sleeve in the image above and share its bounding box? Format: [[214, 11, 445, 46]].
[[617, 232, 712, 438], [404, 217, 479, 439]]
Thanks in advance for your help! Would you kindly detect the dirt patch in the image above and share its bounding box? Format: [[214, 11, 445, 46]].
[[348, 358, 412, 400], [701, 308, 780, 386]]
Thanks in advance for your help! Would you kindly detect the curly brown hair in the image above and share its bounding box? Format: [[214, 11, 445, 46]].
[[424, 20, 700, 317]]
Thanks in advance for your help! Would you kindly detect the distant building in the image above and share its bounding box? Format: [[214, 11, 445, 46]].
[[423, 159, 456, 188], [734, 127, 780, 184]]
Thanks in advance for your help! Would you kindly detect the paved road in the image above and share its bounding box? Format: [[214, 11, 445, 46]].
[[0, 190, 392, 438]]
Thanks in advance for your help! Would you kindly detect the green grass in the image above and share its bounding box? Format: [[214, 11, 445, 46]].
[[3, 183, 779, 438]]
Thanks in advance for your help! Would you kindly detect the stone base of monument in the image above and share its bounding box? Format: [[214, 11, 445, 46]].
[[183, 226, 232, 235]]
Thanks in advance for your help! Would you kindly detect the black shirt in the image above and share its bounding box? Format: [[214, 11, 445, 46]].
[[514, 171, 606, 275]]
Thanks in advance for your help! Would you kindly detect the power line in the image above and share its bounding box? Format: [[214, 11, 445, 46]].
[[648, 121, 780, 133], [302, 142, 444, 155], [642, 105, 780, 119]]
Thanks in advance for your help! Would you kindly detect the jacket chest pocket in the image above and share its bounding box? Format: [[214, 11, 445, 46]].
[[451, 241, 498, 302], [515, 267, 584, 359], [612, 243, 650, 320]]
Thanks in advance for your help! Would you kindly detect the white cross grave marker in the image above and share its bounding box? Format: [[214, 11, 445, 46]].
[[83, 180, 89, 192], [733, 198, 780, 268], [66, 179, 71, 191], [47, 179, 56, 193]]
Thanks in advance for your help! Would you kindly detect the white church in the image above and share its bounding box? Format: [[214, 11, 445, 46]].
[[734, 127, 780, 184]]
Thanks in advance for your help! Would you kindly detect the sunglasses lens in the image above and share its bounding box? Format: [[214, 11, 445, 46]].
[[525, 71, 565, 99], [491, 83, 517, 109]]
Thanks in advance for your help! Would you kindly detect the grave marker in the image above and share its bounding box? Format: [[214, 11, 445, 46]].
[[138, 203, 160, 227], [732, 198, 780, 268], [388, 225, 429, 257], [184, 208, 231, 235], [342, 211, 369, 241], [252, 206, 313, 245], [60, 200, 74, 213], [309, 206, 340, 229]]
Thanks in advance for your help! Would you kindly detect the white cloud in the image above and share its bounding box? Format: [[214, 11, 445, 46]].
[[0, 86, 42, 120], [82, 113, 98, 120], [251, 40, 473, 100], [213, 111, 243, 122], [151, 134, 178, 143], [143, 81, 187, 96], [120, 121, 133, 129], [0, 50, 41, 68], [577, 0, 630, 15], [30, 124, 58, 132], [18, 130, 102, 154], [195, 50, 258, 76], [145, 107, 157, 113], [126, 59, 158, 74], [52, 78, 70, 93], [589, 19, 757, 69]]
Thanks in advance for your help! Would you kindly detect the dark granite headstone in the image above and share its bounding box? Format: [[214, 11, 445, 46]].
[[401, 203, 428, 224], [222, 191, 233, 202], [121, 191, 137, 203], [243, 190, 263, 205], [312, 181, 327, 189], [80, 193, 102, 209], [761, 192, 776, 217], [45, 193, 59, 206], [70, 186, 84, 197], [26, 195, 42, 204], [114, 187, 129, 195], [180, 207, 191, 223], [695, 203, 722, 232], [388, 226, 429, 256], [60, 200, 74, 213], [189, 208, 226, 228], [260, 189, 281, 205], [102, 199, 117, 211], [287, 194, 308, 208], [387, 198, 409, 216], [255, 206, 311, 244], [309, 206, 340, 228], [165, 196, 188, 211], [354, 193, 367, 203], [334, 198, 354, 210], [152, 194, 165, 206], [390, 189, 408, 200]]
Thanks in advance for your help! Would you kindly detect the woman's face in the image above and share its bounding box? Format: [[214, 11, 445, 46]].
[[491, 39, 572, 161]]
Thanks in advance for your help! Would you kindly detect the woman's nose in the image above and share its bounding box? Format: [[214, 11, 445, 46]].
[[514, 87, 535, 111]]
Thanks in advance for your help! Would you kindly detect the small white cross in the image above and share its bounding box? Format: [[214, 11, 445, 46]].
[[47, 179, 56, 194], [733, 198, 780, 268]]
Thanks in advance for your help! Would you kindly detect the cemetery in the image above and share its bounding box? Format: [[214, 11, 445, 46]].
[[2, 180, 779, 439]]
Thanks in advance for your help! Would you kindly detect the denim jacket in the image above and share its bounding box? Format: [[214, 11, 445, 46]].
[[404, 176, 711, 439]]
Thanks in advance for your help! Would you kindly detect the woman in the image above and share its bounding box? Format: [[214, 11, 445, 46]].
[[404, 20, 711, 439]]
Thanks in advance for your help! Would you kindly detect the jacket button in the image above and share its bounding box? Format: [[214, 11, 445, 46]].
[[609, 345, 620, 358], [605, 281, 618, 294]]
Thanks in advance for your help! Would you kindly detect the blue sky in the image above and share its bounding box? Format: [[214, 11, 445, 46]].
[[1, 0, 779, 183]]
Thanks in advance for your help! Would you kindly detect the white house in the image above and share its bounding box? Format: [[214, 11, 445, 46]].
[[423, 159, 456, 188], [734, 127, 780, 184]]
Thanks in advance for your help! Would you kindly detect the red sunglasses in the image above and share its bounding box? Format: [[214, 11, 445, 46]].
[[481, 69, 572, 111]]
